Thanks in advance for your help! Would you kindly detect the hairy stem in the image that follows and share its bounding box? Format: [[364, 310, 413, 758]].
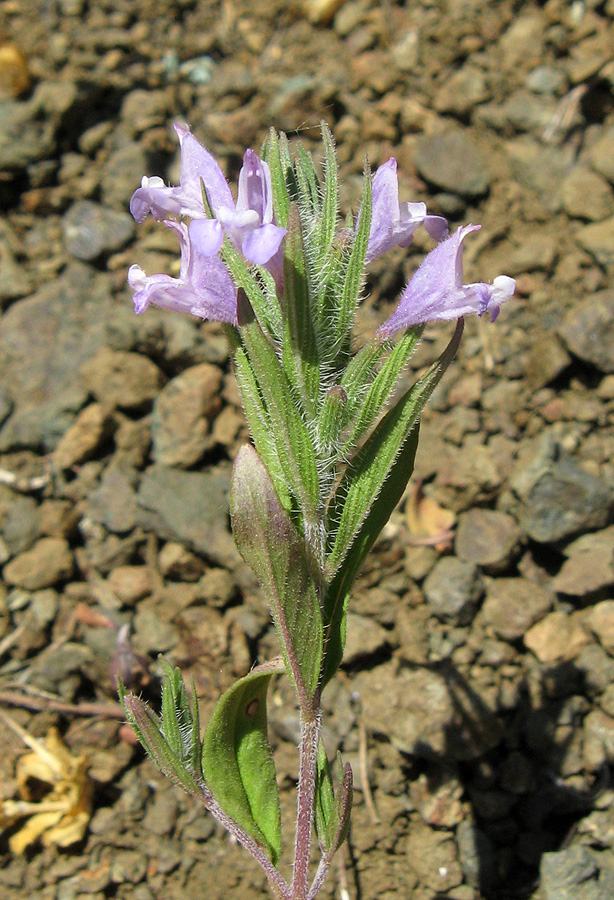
[[292, 708, 321, 900], [198, 785, 290, 900]]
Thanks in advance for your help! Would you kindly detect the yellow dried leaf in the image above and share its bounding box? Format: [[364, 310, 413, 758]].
[[1, 726, 93, 855], [0, 42, 30, 99], [406, 480, 455, 551]]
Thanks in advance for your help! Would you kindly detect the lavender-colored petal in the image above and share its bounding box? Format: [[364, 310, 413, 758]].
[[174, 124, 233, 214], [129, 127, 234, 224], [130, 177, 183, 223], [367, 159, 400, 261], [377, 224, 515, 338], [236, 149, 274, 224], [241, 223, 287, 265], [189, 217, 224, 256], [367, 159, 449, 261], [127, 220, 237, 324]]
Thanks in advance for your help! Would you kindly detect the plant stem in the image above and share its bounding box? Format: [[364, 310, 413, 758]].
[[291, 707, 321, 900], [198, 786, 290, 900]]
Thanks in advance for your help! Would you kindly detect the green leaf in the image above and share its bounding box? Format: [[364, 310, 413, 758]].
[[282, 204, 320, 416], [327, 320, 463, 576], [344, 326, 423, 451], [321, 425, 419, 686], [261, 128, 291, 227], [295, 143, 321, 220], [119, 675, 202, 797], [221, 239, 282, 338], [320, 123, 339, 257], [314, 746, 353, 854], [231, 444, 324, 701], [314, 743, 335, 851], [232, 345, 292, 512], [237, 290, 320, 521], [202, 663, 282, 864], [336, 166, 371, 338]]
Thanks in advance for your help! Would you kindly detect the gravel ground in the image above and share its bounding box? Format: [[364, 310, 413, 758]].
[[1, 1, 614, 899]]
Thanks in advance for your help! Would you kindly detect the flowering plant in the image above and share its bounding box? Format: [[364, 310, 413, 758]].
[[119, 124, 514, 900]]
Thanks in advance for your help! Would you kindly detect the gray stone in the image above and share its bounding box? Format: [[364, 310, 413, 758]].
[[87, 465, 139, 534], [423, 557, 484, 625], [133, 606, 179, 655], [137, 464, 238, 568], [142, 789, 179, 837], [352, 659, 501, 761], [576, 218, 614, 267], [480, 578, 552, 642], [553, 549, 614, 598], [526, 334, 571, 389], [0, 263, 135, 451], [540, 846, 597, 900], [456, 509, 521, 573], [575, 644, 614, 696], [3, 537, 73, 589], [80, 348, 164, 410], [456, 820, 498, 893], [434, 67, 489, 116], [63, 200, 135, 261], [101, 142, 149, 210], [342, 612, 389, 666], [403, 824, 463, 892], [0, 81, 78, 170], [0, 240, 29, 306], [413, 130, 490, 198], [526, 65, 567, 94], [505, 136, 575, 209], [475, 90, 560, 138], [559, 290, 614, 373], [512, 434, 612, 544], [0, 487, 40, 555], [505, 232, 557, 275]]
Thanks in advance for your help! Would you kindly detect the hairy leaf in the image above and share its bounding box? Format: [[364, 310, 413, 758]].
[[202, 664, 282, 864]]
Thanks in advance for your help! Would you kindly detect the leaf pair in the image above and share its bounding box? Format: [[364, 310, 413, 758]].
[[120, 659, 283, 865]]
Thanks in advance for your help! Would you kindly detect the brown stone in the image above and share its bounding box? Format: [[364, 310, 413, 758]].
[[3, 537, 74, 590], [81, 348, 164, 410], [53, 403, 115, 469], [524, 610, 590, 663]]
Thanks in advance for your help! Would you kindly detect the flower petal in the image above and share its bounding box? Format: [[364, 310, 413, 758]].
[[174, 124, 233, 214], [366, 159, 448, 261], [241, 223, 287, 265], [377, 224, 515, 337], [236, 149, 274, 224], [189, 218, 224, 256], [127, 220, 237, 324]]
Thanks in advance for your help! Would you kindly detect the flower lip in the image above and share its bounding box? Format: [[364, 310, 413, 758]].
[[377, 223, 515, 338]]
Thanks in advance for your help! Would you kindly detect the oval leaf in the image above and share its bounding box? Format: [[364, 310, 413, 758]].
[[202, 664, 282, 864]]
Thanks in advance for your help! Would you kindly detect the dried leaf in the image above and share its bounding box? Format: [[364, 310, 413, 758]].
[[0, 43, 30, 100], [0, 726, 93, 854], [405, 480, 455, 551]]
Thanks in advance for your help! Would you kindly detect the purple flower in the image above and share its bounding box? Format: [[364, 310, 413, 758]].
[[378, 224, 515, 338], [130, 126, 285, 265], [366, 158, 448, 262], [128, 220, 238, 324], [130, 125, 234, 223]]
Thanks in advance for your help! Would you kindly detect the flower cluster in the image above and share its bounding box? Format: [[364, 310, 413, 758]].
[[128, 125, 514, 336]]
